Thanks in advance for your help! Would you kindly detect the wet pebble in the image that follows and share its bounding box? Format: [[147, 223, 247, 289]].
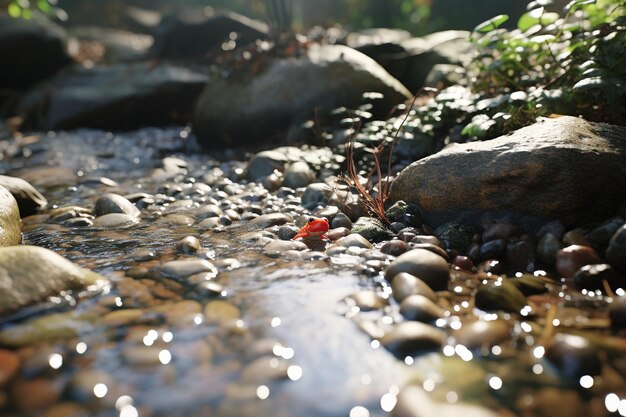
[[506, 239, 536, 273], [154, 300, 202, 326], [586, 217, 624, 252], [94, 193, 140, 218], [0, 349, 20, 387], [69, 369, 114, 402], [573, 263, 624, 292], [263, 239, 308, 257], [545, 333, 602, 378], [161, 214, 195, 226], [122, 346, 164, 366], [380, 321, 446, 357], [381, 239, 409, 256], [478, 239, 507, 261], [93, 213, 138, 228], [563, 229, 590, 247], [0, 174, 47, 216], [385, 249, 450, 291], [556, 245, 603, 279], [248, 213, 293, 229], [204, 300, 241, 324], [160, 259, 218, 280], [301, 183, 333, 209], [102, 309, 145, 326], [335, 234, 373, 249], [247, 151, 287, 180], [408, 242, 448, 260], [11, 377, 62, 413], [452, 255, 474, 271], [331, 212, 352, 229], [452, 319, 510, 350], [176, 236, 201, 254], [606, 224, 626, 271], [474, 280, 526, 313], [391, 272, 437, 303], [399, 295, 444, 322], [346, 290, 387, 311], [609, 296, 626, 331], [537, 233, 562, 265]]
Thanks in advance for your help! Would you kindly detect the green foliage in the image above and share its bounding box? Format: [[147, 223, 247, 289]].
[[3, 0, 62, 19], [468, 0, 626, 127]]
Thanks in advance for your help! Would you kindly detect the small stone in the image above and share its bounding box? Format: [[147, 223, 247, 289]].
[[609, 296, 626, 330], [380, 321, 445, 357], [0, 175, 47, 216], [176, 236, 201, 254], [263, 239, 308, 257], [607, 224, 626, 272], [204, 300, 241, 324], [537, 233, 562, 265], [69, 369, 114, 402], [380, 239, 409, 256], [195, 204, 223, 220], [556, 245, 603, 279], [391, 272, 437, 303], [352, 217, 394, 242], [335, 234, 373, 249], [346, 290, 386, 311], [399, 295, 444, 322], [161, 214, 195, 226], [545, 333, 602, 378], [452, 319, 510, 350], [277, 225, 299, 240], [331, 212, 352, 229], [385, 249, 450, 292], [283, 161, 315, 188], [482, 222, 519, 242], [154, 300, 202, 326], [474, 280, 526, 313], [410, 235, 442, 247], [160, 259, 218, 280], [0, 349, 20, 387], [478, 239, 507, 261], [407, 242, 448, 260], [247, 151, 288, 180], [506, 240, 536, 273], [102, 309, 145, 326], [509, 274, 548, 296], [452, 255, 474, 271], [247, 213, 293, 229], [433, 222, 476, 253], [586, 217, 624, 252], [301, 183, 334, 209], [93, 213, 138, 227], [573, 263, 625, 292], [94, 193, 140, 217], [563, 229, 590, 247]]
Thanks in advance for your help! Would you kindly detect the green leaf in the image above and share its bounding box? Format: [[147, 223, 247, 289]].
[[37, 0, 51, 13], [22, 8, 32, 19], [7, 2, 21, 17], [518, 8, 544, 31], [564, 0, 596, 13], [540, 12, 560, 26], [474, 14, 509, 33], [527, 0, 553, 10]]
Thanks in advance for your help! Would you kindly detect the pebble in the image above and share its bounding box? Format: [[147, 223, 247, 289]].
[[69, 369, 114, 402], [331, 212, 352, 229], [351, 217, 394, 243], [161, 214, 195, 226], [385, 249, 450, 292], [0, 349, 20, 387], [246, 150, 287, 180], [545, 333, 602, 378], [452, 319, 510, 350], [195, 204, 223, 220], [537, 233, 562, 265], [410, 235, 442, 247], [300, 183, 334, 209], [573, 263, 624, 292], [506, 239, 536, 273], [482, 222, 519, 242], [102, 309, 145, 326], [399, 295, 445, 322], [586, 217, 624, 252], [408, 242, 448, 260], [204, 300, 241, 324], [609, 296, 626, 330], [346, 290, 387, 311], [94, 193, 140, 218], [380, 321, 446, 357], [11, 377, 62, 413], [160, 259, 218, 280], [606, 224, 626, 271], [263, 239, 308, 257], [452, 255, 474, 271], [283, 161, 315, 188], [335, 234, 373, 249], [176, 236, 201, 254], [556, 245, 603, 279], [122, 346, 164, 366], [478, 239, 507, 261], [474, 280, 526, 313], [154, 300, 202, 326], [247, 213, 293, 229], [380, 239, 409, 256], [93, 213, 138, 227], [391, 272, 437, 303], [563, 229, 590, 247]]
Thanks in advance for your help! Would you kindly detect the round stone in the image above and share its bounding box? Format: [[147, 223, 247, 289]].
[[381, 239, 409, 256], [607, 224, 626, 271], [391, 272, 437, 303], [283, 161, 315, 189], [335, 234, 373, 249], [176, 236, 201, 254], [545, 333, 602, 378], [93, 213, 138, 228], [94, 193, 140, 217], [556, 245, 603, 278], [160, 259, 218, 280], [537, 233, 562, 265], [203, 300, 241, 324], [452, 319, 510, 350], [380, 321, 446, 358], [399, 295, 444, 322], [385, 249, 450, 291]]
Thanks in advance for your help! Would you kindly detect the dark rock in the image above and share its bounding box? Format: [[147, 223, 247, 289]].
[[149, 9, 268, 60], [352, 217, 394, 243], [537, 220, 566, 240], [0, 13, 71, 90], [607, 224, 626, 272], [537, 233, 563, 266], [556, 245, 603, 279], [300, 183, 334, 210], [610, 296, 626, 331], [452, 319, 511, 350], [385, 249, 450, 291], [482, 222, 519, 242], [474, 280, 526, 313], [385, 200, 421, 224], [330, 212, 352, 229], [545, 333, 602, 379], [247, 213, 292, 229], [574, 264, 625, 292], [390, 117, 626, 229], [69, 26, 153, 63], [433, 222, 476, 253], [391, 272, 438, 303], [478, 239, 507, 261], [193, 44, 411, 148], [381, 239, 409, 256], [94, 193, 140, 218], [399, 295, 445, 322], [452, 255, 474, 271], [506, 239, 536, 273], [586, 217, 624, 253], [380, 321, 445, 357], [0, 175, 47, 216], [509, 274, 548, 296], [17, 62, 208, 130]]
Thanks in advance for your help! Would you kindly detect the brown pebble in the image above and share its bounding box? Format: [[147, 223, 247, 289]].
[[0, 349, 20, 387], [556, 245, 603, 279], [11, 377, 62, 412]]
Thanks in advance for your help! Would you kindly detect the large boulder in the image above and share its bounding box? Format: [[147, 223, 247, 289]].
[[0, 245, 106, 316], [350, 30, 472, 93], [149, 9, 269, 60], [16, 62, 208, 130], [0, 13, 72, 90], [390, 117, 626, 229], [0, 186, 21, 247], [193, 44, 412, 148]]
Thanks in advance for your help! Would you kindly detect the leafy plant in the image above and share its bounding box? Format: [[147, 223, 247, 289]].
[[2, 0, 64, 19]]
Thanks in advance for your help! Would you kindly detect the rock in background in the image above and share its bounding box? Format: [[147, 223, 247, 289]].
[[390, 116, 626, 229]]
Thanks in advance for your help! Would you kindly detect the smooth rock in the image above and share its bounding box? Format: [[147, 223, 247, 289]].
[[399, 295, 444, 322], [380, 321, 446, 357], [263, 239, 308, 257], [194, 44, 411, 147], [0, 310, 96, 347], [573, 263, 625, 292], [0, 349, 20, 387], [240, 356, 289, 384], [204, 300, 241, 324], [391, 272, 438, 303], [537, 233, 562, 266], [556, 245, 603, 279], [452, 319, 510, 350], [176, 236, 201, 254], [385, 249, 450, 291], [609, 296, 626, 330], [346, 290, 387, 311], [390, 117, 626, 228], [335, 234, 373, 249], [246, 151, 288, 180], [92, 213, 138, 228], [506, 239, 536, 273], [0, 245, 105, 315], [392, 384, 500, 417], [94, 193, 140, 217], [331, 212, 353, 229], [381, 239, 409, 256], [545, 333, 602, 378], [0, 185, 22, 247], [0, 175, 47, 216], [509, 274, 548, 296], [352, 217, 394, 243], [586, 217, 624, 252], [247, 213, 293, 229], [300, 183, 334, 210], [607, 224, 626, 271], [474, 280, 526, 313], [160, 259, 218, 280], [283, 161, 315, 189]]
